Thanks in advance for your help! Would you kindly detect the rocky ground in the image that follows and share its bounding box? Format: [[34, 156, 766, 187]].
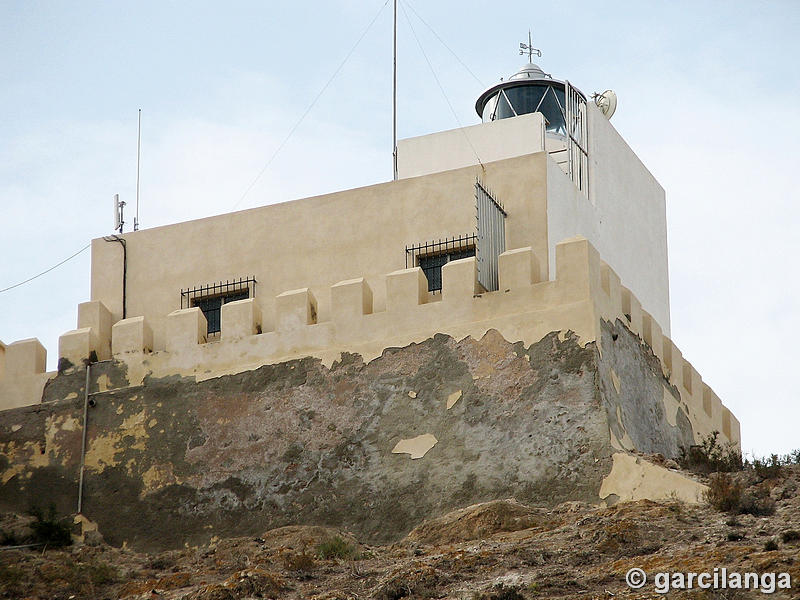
[[1, 462, 798, 600]]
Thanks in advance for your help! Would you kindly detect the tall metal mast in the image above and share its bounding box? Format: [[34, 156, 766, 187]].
[[392, 0, 398, 181], [134, 108, 141, 231]]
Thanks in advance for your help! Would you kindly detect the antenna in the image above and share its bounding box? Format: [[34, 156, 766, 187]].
[[392, 0, 398, 181], [519, 30, 541, 62], [134, 108, 141, 231], [113, 194, 126, 233]]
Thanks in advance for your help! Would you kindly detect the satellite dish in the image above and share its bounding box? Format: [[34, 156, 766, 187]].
[[594, 90, 618, 119]]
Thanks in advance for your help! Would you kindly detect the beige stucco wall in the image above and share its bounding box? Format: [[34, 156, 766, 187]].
[[90, 152, 550, 353], [396, 112, 545, 179]]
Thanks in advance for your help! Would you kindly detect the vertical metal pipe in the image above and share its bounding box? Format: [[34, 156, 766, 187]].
[[77, 363, 90, 514]]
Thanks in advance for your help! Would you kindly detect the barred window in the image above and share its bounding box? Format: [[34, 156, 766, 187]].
[[406, 235, 476, 293], [181, 277, 256, 336], [418, 248, 476, 292], [192, 291, 249, 335]]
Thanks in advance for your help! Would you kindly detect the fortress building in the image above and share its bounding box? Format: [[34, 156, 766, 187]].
[[0, 53, 740, 551]]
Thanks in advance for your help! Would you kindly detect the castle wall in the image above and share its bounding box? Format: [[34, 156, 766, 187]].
[[0, 238, 740, 447], [0, 238, 740, 551], [0, 323, 697, 553], [89, 152, 550, 353]]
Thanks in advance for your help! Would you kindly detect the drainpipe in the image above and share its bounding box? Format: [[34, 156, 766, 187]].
[[102, 235, 127, 319], [77, 362, 91, 514]]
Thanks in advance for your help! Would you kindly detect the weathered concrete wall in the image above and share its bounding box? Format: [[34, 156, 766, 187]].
[[0, 321, 703, 553], [597, 318, 694, 458]]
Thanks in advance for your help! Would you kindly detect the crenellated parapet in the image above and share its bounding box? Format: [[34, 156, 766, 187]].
[[0, 236, 739, 447], [0, 338, 52, 411]]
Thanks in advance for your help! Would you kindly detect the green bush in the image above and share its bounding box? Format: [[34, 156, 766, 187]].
[[680, 432, 743, 473], [28, 504, 72, 547], [749, 454, 783, 480], [764, 539, 779, 552], [316, 536, 359, 560]]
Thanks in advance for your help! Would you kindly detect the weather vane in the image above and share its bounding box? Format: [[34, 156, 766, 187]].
[[519, 30, 541, 62]]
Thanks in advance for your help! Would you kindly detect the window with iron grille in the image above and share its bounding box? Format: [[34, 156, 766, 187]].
[[181, 277, 256, 336], [406, 235, 476, 293]]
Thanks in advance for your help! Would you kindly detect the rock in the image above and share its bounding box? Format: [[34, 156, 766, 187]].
[[259, 525, 359, 552], [84, 529, 105, 546], [404, 499, 553, 545]]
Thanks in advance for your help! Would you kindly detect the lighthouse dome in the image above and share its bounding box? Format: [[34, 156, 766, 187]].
[[475, 62, 585, 137]]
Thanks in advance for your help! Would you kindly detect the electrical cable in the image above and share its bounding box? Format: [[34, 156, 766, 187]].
[[231, 0, 390, 210], [403, 0, 486, 87], [399, 0, 484, 170], [0, 243, 91, 294]]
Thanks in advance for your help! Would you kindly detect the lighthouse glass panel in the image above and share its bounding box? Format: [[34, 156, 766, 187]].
[[482, 84, 567, 136]]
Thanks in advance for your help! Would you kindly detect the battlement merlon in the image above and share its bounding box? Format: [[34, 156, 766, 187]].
[[0, 237, 739, 447]]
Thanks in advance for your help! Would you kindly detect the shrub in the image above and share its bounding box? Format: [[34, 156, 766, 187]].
[[780, 530, 800, 543], [749, 454, 783, 480], [27, 504, 72, 547], [0, 529, 21, 546], [147, 556, 175, 571], [727, 532, 744, 542], [83, 561, 118, 586], [282, 548, 315, 572], [738, 491, 776, 517], [316, 536, 359, 560], [764, 539, 779, 552], [704, 473, 742, 513], [680, 432, 743, 473]]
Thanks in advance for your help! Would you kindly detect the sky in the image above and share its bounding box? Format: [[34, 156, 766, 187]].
[[1, 1, 798, 457]]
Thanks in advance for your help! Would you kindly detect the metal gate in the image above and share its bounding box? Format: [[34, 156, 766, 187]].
[[475, 180, 507, 292], [565, 80, 589, 197]]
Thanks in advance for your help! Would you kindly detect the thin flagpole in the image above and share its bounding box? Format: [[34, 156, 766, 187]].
[[392, 0, 398, 181]]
